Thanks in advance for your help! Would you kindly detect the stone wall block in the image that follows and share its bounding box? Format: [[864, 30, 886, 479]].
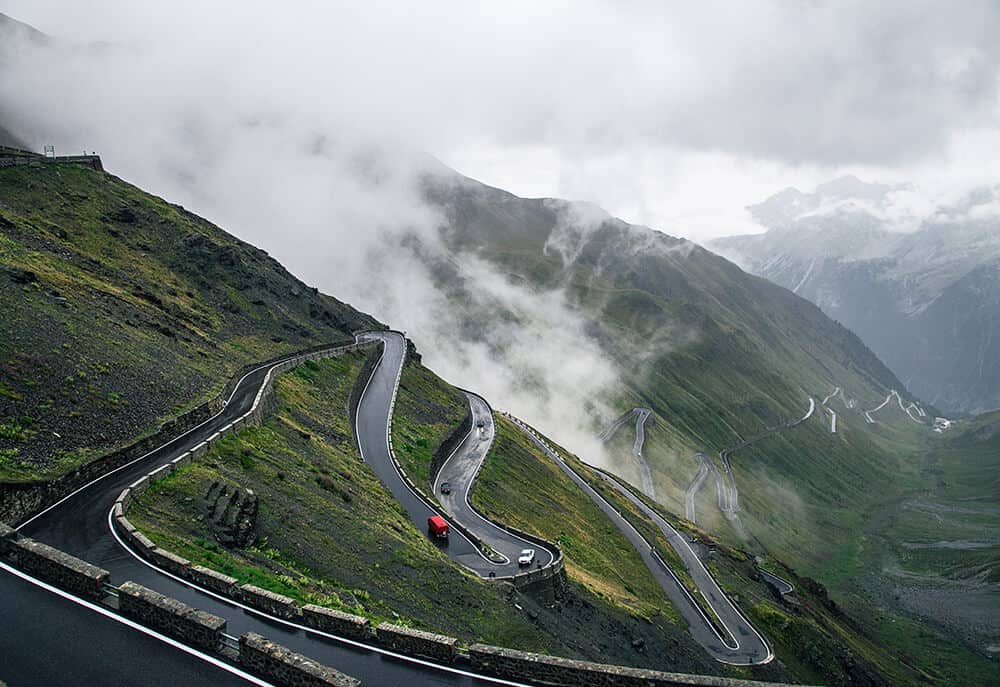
[[185, 565, 239, 596], [119, 581, 226, 652], [239, 632, 361, 687], [8, 538, 109, 600], [240, 583, 299, 619], [302, 605, 371, 640], [376, 623, 457, 663]]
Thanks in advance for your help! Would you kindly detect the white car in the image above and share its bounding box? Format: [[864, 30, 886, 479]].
[[517, 548, 535, 566]]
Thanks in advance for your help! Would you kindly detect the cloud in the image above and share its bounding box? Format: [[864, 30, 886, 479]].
[[0, 8, 629, 463], [0, 1, 994, 459], [2, 0, 999, 245]]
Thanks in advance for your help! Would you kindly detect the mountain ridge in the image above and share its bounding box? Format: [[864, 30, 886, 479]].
[[711, 178, 1000, 413]]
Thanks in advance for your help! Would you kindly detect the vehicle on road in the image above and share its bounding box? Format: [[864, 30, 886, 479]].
[[439, 482, 451, 495], [428, 515, 450, 539], [476, 420, 485, 428], [517, 548, 535, 566]]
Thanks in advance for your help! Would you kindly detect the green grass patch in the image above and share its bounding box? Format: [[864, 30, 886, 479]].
[[390, 361, 467, 487]]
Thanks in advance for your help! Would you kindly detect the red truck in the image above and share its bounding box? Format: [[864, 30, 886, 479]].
[[427, 515, 449, 539]]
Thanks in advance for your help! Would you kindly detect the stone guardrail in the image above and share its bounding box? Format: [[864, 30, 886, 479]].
[[118, 580, 227, 652], [0, 520, 363, 686], [0, 338, 357, 525], [468, 643, 808, 687], [240, 632, 360, 687], [376, 623, 457, 663], [0, 153, 104, 171]]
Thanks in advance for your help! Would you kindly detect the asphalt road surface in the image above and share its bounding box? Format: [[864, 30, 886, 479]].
[[507, 417, 773, 666], [0, 562, 265, 687], [11, 340, 520, 687], [432, 391, 556, 572]]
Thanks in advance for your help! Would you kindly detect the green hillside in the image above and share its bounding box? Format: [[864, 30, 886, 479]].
[[0, 161, 378, 480]]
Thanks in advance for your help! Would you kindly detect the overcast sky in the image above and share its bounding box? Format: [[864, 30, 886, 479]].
[[3, 0, 999, 240]]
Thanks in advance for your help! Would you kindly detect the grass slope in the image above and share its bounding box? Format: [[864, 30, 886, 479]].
[[390, 359, 467, 488], [847, 410, 1000, 686], [0, 162, 377, 480]]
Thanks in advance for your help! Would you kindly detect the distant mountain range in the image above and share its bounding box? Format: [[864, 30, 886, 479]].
[[711, 176, 1000, 415]]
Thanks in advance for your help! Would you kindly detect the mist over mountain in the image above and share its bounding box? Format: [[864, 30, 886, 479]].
[[0, 6, 913, 524], [711, 177, 1000, 414]]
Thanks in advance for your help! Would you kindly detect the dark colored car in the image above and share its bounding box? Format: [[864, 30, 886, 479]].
[[440, 482, 451, 494]]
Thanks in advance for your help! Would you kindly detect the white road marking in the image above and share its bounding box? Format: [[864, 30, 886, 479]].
[[0, 560, 276, 687]]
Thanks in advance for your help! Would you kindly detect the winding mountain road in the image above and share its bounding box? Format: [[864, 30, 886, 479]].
[[432, 390, 556, 571], [600, 407, 655, 498], [864, 389, 926, 424], [685, 452, 727, 524], [357, 331, 556, 577], [683, 398, 819, 527], [757, 569, 794, 596], [6, 329, 777, 680], [508, 417, 773, 666], [10, 339, 521, 687]]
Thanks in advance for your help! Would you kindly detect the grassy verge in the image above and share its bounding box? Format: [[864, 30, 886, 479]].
[[473, 416, 684, 622], [389, 360, 467, 487]]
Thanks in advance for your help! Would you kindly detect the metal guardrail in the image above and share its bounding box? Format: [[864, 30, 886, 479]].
[[219, 632, 240, 652], [101, 581, 120, 598]]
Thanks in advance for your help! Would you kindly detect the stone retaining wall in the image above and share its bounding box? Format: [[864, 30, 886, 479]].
[[427, 403, 472, 487], [0, 153, 104, 170], [469, 644, 807, 687], [302, 605, 372, 640], [241, 583, 298, 619], [118, 581, 227, 651], [6, 537, 109, 600], [376, 623, 457, 663], [0, 521, 16, 554], [240, 632, 361, 687], [347, 340, 385, 436], [187, 564, 239, 595]]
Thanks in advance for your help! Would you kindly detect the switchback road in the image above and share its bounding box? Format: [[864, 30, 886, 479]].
[[508, 417, 773, 666], [12, 340, 517, 687], [357, 331, 556, 578], [599, 407, 655, 499], [433, 390, 556, 570]]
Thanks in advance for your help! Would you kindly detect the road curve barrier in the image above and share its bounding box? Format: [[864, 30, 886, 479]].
[[0, 522, 365, 687], [468, 643, 811, 687]]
